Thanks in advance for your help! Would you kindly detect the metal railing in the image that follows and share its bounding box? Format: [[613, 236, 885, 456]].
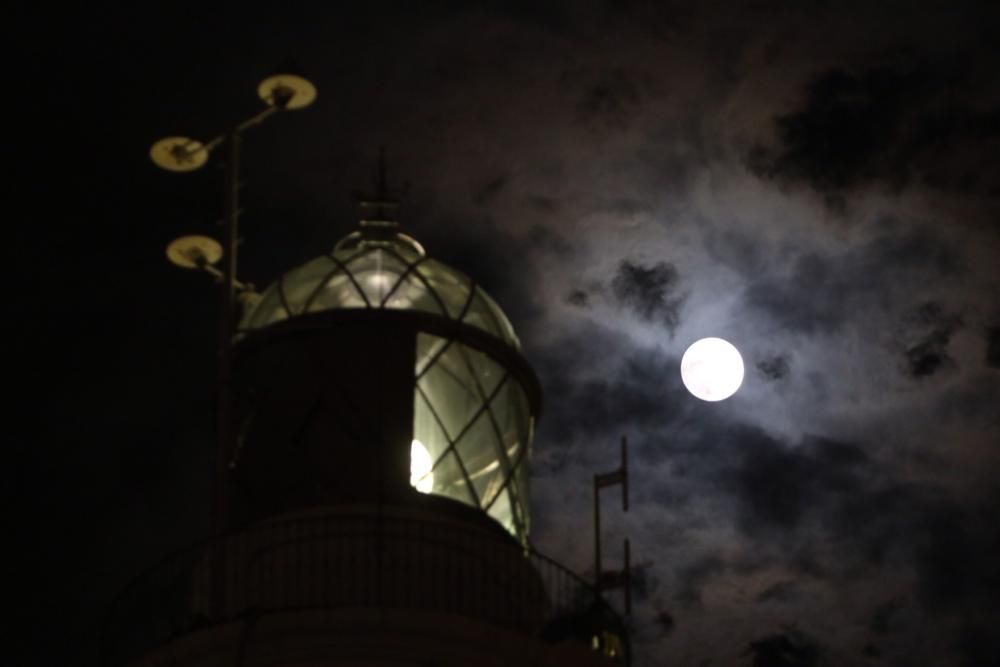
[[102, 511, 626, 666]]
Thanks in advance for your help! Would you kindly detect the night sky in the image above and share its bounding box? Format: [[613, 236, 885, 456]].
[[17, 2, 1000, 666]]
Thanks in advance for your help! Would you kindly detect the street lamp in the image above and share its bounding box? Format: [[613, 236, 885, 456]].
[[151, 72, 317, 544]]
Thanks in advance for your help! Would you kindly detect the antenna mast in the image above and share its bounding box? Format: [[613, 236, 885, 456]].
[[594, 435, 632, 615]]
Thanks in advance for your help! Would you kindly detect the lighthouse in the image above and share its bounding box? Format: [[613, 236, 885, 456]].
[[105, 195, 630, 665], [112, 72, 628, 665]]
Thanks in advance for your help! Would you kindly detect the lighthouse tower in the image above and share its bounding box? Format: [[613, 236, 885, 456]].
[[105, 203, 629, 666]]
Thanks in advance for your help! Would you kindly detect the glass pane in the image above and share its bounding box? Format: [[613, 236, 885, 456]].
[[511, 460, 530, 538], [416, 334, 450, 378], [476, 288, 520, 348], [385, 268, 444, 316], [413, 386, 451, 463], [487, 489, 516, 536], [414, 260, 472, 319], [305, 272, 363, 311], [453, 408, 504, 509], [417, 347, 482, 440], [428, 449, 475, 506], [505, 381, 532, 456], [243, 283, 287, 329], [281, 256, 338, 315], [486, 382, 531, 541], [456, 344, 506, 401], [340, 249, 409, 306], [462, 291, 506, 340]]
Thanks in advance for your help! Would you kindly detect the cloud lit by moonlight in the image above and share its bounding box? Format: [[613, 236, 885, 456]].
[[680, 337, 745, 402]]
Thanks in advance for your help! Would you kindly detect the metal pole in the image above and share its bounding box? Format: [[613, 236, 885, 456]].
[[211, 128, 240, 617], [624, 537, 631, 616], [216, 128, 239, 533], [594, 473, 601, 593], [621, 435, 629, 511]]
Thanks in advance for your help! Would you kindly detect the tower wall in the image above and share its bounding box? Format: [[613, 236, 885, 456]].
[[231, 321, 416, 525], [127, 608, 615, 667]]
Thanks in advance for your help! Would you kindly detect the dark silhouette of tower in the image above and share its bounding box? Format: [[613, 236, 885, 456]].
[[105, 202, 629, 666]]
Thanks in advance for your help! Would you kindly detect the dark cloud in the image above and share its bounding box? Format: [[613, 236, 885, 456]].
[[934, 375, 1000, 422], [747, 66, 935, 191], [535, 332, 687, 452], [957, 621, 1000, 667], [526, 223, 573, 256], [410, 211, 546, 324], [525, 194, 560, 214], [909, 300, 962, 330], [611, 259, 685, 332], [822, 483, 1000, 632], [479, 0, 576, 32], [566, 289, 590, 307], [654, 609, 675, 636], [901, 301, 963, 379], [866, 228, 960, 275], [745, 629, 822, 667], [908, 494, 1000, 613], [728, 433, 871, 536], [673, 556, 726, 607], [755, 580, 801, 604], [904, 331, 955, 378], [576, 68, 642, 133], [986, 326, 1000, 368], [473, 175, 508, 205], [743, 252, 852, 334], [703, 226, 767, 277], [868, 597, 903, 636], [744, 229, 958, 334], [757, 355, 790, 381], [862, 642, 881, 658], [629, 560, 659, 602], [747, 63, 1000, 200], [601, 197, 653, 219]]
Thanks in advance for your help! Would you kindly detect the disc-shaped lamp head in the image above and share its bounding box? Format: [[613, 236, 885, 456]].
[[150, 137, 209, 172], [258, 74, 317, 110], [166, 235, 223, 269]]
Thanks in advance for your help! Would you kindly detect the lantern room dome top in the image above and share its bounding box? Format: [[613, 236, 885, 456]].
[[239, 222, 521, 349]]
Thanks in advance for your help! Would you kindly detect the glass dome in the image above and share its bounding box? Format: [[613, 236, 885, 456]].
[[238, 224, 534, 542], [239, 228, 520, 349]]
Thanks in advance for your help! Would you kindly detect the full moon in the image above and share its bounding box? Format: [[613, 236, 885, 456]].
[[680, 337, 745, 401]]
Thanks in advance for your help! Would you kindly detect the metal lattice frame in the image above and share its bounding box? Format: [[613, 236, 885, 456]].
[[413, 342, 531, 540], [237, 232, 535, 542]]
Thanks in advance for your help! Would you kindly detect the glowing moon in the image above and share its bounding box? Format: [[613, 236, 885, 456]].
[[680, 337, 744, 401]]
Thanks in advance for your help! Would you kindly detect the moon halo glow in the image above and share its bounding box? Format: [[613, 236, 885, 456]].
[[680, 337, 745, 402]]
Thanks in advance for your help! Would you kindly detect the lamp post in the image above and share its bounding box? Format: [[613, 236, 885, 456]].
[[152, 72, 316, 575]]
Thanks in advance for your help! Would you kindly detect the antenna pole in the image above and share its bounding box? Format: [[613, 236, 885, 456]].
[[622, 436, 629, 511], [377, 145, 388, 199], [624, 537, 631, 615], [594, 471, 602, 592], [593, 435, 632, 609]]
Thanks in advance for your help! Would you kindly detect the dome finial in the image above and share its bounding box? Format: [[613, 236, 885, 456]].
[[358, 146, 400, 231]]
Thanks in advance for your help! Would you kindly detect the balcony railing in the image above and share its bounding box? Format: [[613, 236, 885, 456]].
[[102, 510, 627, 666]]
